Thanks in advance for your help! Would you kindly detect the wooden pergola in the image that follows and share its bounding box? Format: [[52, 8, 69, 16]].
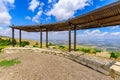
[[10, 1, 120, 51]]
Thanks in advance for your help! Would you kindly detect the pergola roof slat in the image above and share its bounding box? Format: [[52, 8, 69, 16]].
[[10, 1, 120, 32]]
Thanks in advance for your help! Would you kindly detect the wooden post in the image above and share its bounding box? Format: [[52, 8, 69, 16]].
[[19, 29, 21, 47], [12, 27, 14, 47], [46, 28, 48, 48], [74, 25, 76, 51], [40, 27, 42, 48], [68, 22, 71, 52]]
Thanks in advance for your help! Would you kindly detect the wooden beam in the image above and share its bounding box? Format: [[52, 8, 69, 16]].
[[40, 27, 42, 48], [19, 29, 22, 47], [90, 15, 101, 26], [68, 22, 71, 52], [73, 12, 120, 28], [80, 18, 120, 29], [12, 27, 14, 47], [46, 28, 48, 48], [74, 25, 76, 51]]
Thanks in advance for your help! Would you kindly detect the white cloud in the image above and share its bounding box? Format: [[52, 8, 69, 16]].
[[0, 12, 11, 25], [111, 32, 120, 36], [46, 0, 93, 21], [28, 1, 44, 23], [80, 29, 120, 40], [38, 2, 44, 10], [32, 10, 42, 23], [96, 6, 101, 9], [25, 16, 31, 20], [3, 0, 15, 4], [0, 27, 11, 36], [28, 0, 39, 12], [110, 25, 120, 30], [46, 17, 51, 22], [48, 0, 52, 3], [0, 0, 15, 26], [84, 29, 108, 37], [48, 0, 57, 3]]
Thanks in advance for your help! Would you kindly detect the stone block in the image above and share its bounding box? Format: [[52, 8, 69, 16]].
[[97, 67, 110, 75], [110, 64, 120, 76], [115, 62, 120, 66], [87, 63, 98, 70]]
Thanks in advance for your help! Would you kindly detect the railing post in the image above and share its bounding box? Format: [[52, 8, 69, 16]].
[[68, 22, 71, 52], [19, 29, 22, 47], [12, 24, 15, 47], [74, 25, 77, 51], [46, 28, 48, 48], [40, 27, 42, 48]]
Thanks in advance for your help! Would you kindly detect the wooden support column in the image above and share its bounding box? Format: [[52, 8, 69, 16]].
[[19, 29, 22, 47], [68, 23, 71, 52], [46, 28, 48, 48], [74, 25, 76, 51], [40, 27, 42, 48], [12, 27, 14, 47]]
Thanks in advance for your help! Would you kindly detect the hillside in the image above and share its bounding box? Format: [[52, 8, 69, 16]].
[[0, 36, 120, 61], [0, 36, 38, 45]]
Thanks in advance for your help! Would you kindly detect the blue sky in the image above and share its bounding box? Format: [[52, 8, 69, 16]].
[[0, 0, 120, 41]]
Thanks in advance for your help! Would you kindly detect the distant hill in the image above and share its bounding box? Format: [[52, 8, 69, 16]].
[[48, 39, 120, 52], [0, 35, 10, 38], [0, 35, 120, 51]]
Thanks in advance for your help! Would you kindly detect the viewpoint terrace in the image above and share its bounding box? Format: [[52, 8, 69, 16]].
[[10, 1, 120, 51]]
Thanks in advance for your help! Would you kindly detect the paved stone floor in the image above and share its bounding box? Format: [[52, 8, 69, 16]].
[[0, 52, 113, 80]]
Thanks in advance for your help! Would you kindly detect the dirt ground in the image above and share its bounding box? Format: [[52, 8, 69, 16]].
[[0, 52, 113, 80]]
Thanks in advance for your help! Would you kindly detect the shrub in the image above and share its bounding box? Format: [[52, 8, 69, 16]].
[[77, 48, 91, 53], [90, 49, 97, 54], [110, 52, 117, 59], [21, 41, 30, 47], [0, 38, 14, 46], [76, 48, 80, 51], [90, 48, 102, 54], [0, 48, 3, 53], [110, 52, 120, 59], [76, 47, 83, 51], [33, 42, 39, 47], [58, 45, 67, 50], [0, 46, 7, 53], [77, 47, 102, 54], [95, 48, 102, 53], [48, 43, 53, 46], [48, 43, 56, 46], [84, 48, 91, 53]]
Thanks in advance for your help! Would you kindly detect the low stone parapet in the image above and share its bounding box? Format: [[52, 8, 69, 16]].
[[69, 54, 115, 75], [2, 47, 120, 80]]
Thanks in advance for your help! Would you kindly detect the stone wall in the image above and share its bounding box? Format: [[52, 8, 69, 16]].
[[2, 47, 120, 80]]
